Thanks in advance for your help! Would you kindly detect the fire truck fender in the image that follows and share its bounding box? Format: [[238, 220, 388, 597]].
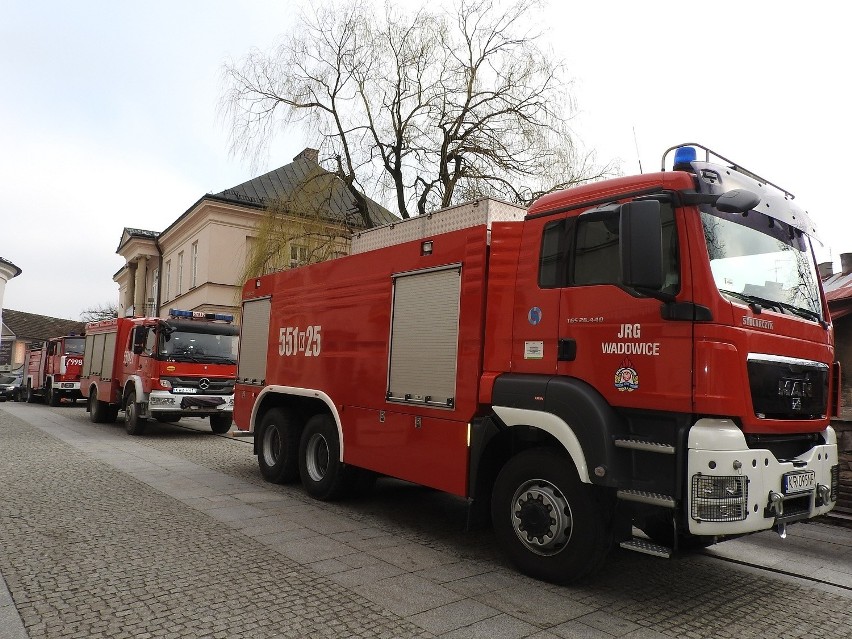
[[490, 406, 590, 484], [252, 386, 345, 460], [123, 376, 145, 403], [491, 374, 622, 487]]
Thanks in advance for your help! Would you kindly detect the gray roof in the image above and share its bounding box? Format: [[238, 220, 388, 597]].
[[116, 228, 160, 253], [211, 152, 397, 228], [1, 309, 85, 341]]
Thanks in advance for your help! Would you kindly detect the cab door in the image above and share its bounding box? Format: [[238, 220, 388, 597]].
[[554, 200, 693, 415]]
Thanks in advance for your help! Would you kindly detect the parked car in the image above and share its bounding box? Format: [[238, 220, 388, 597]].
[[0, 372, 23, 402]]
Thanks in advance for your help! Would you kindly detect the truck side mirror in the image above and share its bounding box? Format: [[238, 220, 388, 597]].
[[715, 188, 760, 214], [620, 200, 664, 290], [132, 327, 148, 355]]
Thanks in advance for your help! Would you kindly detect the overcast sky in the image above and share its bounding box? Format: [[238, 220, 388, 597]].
[[1, 0, 849, 320]]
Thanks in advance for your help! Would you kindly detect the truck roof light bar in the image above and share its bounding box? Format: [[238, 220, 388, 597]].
[[661, 142, 795, 200], [168, 309, 234, 323]]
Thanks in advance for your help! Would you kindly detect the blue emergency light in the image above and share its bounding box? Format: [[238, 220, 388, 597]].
[[168, 309, 234, 323], [673, 145, 697, 170]]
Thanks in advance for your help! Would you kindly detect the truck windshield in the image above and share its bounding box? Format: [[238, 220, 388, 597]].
[[701, 207, 823, 322], [65, 337, 85, 355], [159, 330, 238, 364]]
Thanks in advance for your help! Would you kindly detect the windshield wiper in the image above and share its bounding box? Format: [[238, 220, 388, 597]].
[[719, 289, 782, 313], [771, 300, 822, 323], [719, 289, 822, 323], [198, 355, 237, 364]]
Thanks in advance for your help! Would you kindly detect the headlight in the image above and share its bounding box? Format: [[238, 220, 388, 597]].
[[691, 474, 748, 522]]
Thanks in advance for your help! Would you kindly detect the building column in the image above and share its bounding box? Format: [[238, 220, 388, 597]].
[[134, 257, 148, 317]]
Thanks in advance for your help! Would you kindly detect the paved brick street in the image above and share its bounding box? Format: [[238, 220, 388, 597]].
[[2, 403, 852, 639]]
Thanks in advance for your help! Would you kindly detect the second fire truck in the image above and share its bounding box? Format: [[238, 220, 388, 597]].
[[81, 310, 239, 435]]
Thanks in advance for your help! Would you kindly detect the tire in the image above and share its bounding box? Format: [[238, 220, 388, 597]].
[[89, 388, 107, 423], [47, 383, 61, 407], [124, 390, 147, 436], [298, 413, 350, 501], [25, 383, 37, 404], [258, 408, 301, 484], [210, 412, 232, 434], [491, 448, 612, 585], [154, 413, 182, 423]]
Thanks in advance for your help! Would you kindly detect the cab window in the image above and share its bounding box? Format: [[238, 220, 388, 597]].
[[538, 201, 680, 294]]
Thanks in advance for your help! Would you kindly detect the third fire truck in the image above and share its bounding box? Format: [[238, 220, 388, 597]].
[[234, 144, 841, 583], [81, 310, 239, 435]]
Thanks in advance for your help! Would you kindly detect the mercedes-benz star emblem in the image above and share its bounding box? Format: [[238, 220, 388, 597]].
[[199, 378, 210, 390]]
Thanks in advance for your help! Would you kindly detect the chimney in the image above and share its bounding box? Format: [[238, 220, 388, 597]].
[[818, 261, 834, 279], [293, 148, 319, 164], [842, 253, 852, 276]]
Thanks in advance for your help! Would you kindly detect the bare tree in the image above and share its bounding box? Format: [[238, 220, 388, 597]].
[[234, 168, 369, 298], [80, 303, 118, 324], [221, 0, 616, 225]]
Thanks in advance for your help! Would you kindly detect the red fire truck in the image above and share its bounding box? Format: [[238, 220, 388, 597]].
[[234, 144, 841, 583], [81, 309, 239, 435], [23, 335, 85, 405]]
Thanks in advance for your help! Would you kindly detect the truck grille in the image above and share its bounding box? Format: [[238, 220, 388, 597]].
[[746, 355, 828, 420], [161, 376, 234, 395]]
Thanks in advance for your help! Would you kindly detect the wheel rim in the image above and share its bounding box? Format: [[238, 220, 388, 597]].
[[262, 425, 281, 467], [510, 479, 573, 556], [305, 433, 330, 482]]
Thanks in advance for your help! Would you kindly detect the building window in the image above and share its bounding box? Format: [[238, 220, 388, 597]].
[[165, 260, 171, 301], [177, 251, 184, 295], [290, 244, 308, 268], [191, 241, 198, 288]]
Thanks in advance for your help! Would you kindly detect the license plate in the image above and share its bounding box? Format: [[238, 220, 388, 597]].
[[783, 470, 815, 494], [173, 388, 197, 394]]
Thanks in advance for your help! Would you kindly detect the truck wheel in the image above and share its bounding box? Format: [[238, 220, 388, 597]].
[[25, 383, 36, 404], [258, 408, 301, 483], [491, 448, 612, 585], [124, 390, 147, 436], [89, 388, 105, 423], [47, 384, 61, 407], [89, 388, 118, 424], [298, 413, 350, 501], [210, 412, 232, 434]]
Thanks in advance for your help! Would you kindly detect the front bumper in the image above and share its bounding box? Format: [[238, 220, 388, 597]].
[[686, 418, 837, 536], [146, 390, 234, 416]]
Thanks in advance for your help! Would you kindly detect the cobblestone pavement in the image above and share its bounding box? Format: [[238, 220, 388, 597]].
[[2, 403, 852, 639]]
